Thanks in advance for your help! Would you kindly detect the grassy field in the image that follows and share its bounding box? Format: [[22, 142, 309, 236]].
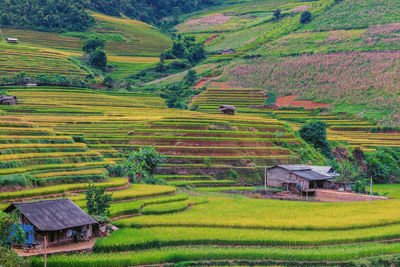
[[302, 0, 400, 31], [1, 12, 170, 79], [1, 86, 400, 266], [3, 0, 400, 265]]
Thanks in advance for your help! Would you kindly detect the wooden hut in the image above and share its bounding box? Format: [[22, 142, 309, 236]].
[[221, 49, 235, 54], [0, 95, 18, 105], [6, 38, 19, 43], [218, 105, 238, 115], [4, 199, 100, 247], [267, 165, 338, 193]]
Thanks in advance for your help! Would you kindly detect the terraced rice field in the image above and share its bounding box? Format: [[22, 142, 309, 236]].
[[1, 12, 170, 79], [0, 43, 86, 78], [2, 12, 170, 57], [0, 86, 300, 188], [191, 77, 400, 154], [191, 81, 268, 115], [1, 86, 400, 265]]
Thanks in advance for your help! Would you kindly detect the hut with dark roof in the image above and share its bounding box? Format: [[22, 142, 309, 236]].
[[0, 95, 18, 105], [6, 38, 19, 44], [4, 198, 100, 247], [267, 165, 338, 193], [218, 105, 238, 115]]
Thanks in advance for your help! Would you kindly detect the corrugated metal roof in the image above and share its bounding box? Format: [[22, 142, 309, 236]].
[[4, 198, 97, 231], [309, 166, 339, 177], [292, 170, 331, 181], [277, 164, 311, 171]]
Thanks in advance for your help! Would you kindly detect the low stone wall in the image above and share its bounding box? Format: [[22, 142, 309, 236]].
[[315, 189, 390, 202]]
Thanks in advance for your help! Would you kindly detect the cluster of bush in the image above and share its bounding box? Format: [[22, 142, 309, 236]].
[[0, 72, 95, 88], [299, 121, 400, 192], [160, 70, 200, 109], [90, 0, 217, 26], [0, 0, 94, 32], [129, 35, 205, 91], [0, 0, 217, 32]]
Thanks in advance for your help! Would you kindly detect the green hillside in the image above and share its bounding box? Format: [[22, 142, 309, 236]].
[[0, 11, 171, 80], [4, 0, 400, 266]]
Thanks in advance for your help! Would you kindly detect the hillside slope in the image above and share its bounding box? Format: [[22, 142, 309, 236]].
[[0, 12, 171, 80], [216, 0, 400, 125]]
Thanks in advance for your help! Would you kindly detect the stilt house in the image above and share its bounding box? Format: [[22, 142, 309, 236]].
[[218, 105, 238, 115], [267, 165, 338, 193], [0, 95, 18, 105], [4, 198, 100, 247]]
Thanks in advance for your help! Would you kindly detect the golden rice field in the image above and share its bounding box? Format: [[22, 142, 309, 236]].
[[1, 86, 400, 266]]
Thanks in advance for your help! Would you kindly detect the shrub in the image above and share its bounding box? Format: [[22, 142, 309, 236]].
[[273, 9, 281, 20], [123, 146, 164, 184], [299, 121, 332, 159], [83, 37, 106, 54], [0, 174, 35, 188], [86, 184, 113, 220], [300, 11, 312, 24], [89, 48, 107, 69]]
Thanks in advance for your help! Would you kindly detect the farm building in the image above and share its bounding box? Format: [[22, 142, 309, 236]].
[[267, 165, 339, 193], [0, 95, 18, 105], [218, 105, 238, 115], [221, 49, 235, 54], [4, 198, 100, 247], [6, 38, 19, 43]]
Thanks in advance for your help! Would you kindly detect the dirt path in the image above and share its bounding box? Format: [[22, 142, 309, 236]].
[[15, 238, 97, 257]]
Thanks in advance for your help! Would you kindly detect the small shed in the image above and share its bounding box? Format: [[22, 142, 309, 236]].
[[6, 38, 19, 44], [267, 165, 337, 193], [4, 198, 100, 247], [218, 105, 238, 115], [0, 95, 18, 105], [221, 49, 235, 54]]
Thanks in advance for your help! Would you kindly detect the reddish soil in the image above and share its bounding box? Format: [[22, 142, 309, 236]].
[[205, 35, 219, 45], [209, 81, 232, 89], [15, 238, 97, 257], [275, 95, 298, 106], [194, 79, 209, 89], [291, 100, 330, 109], [275, 95, 331, 109]]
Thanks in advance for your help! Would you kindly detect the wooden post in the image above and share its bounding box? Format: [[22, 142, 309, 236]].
[[370, 176, 373, 205], [264, 166, 267, 191], [44, 235, 47, 267]]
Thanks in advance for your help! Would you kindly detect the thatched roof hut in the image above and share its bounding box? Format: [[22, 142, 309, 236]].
[[218, 105, 238, 115], [0, 95, 18, 105]]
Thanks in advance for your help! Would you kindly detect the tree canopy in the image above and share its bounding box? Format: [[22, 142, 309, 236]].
[[299, 121, 333, 159], [0, 0, 95, 32], [0, 0, 217, 32]]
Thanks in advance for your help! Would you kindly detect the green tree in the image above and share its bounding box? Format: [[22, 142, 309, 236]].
[[37, 74, 51, 85], [123, 146, 164, 184], [300, 11, 312, 24], [365, 151, 394, 183], [103, 75, 114, 88], [89, 49, 107, 69], [0, 210, 27, 267], [83, 37, 106, 54], [299, 121, 332, 159], [12, 72, 26, 86], [86, 184, 113, 220], [273, 9, 281, 20], [335, 160, 360, 184], [184, 70, 197, 86]]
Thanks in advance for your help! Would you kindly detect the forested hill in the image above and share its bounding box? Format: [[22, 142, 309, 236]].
[[0, 0, 94, 32], [0, 0, 217, 32], [91, 0, 217, 25]]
